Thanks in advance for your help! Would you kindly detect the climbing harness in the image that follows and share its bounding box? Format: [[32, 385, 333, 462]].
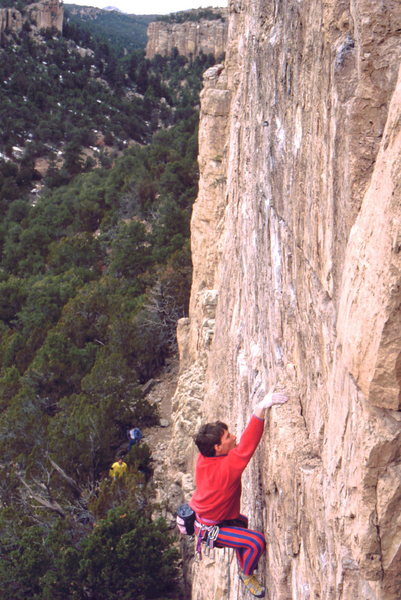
[[194, 520, 220, 560], [206, 525, 220, 549]]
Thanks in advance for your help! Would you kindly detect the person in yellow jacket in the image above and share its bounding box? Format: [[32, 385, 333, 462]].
[[109, 457, 127, 479]]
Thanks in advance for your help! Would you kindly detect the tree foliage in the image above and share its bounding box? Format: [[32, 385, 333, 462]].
[[0, 507, 179, 600], [64, 7, 157, 54], [159, 8, 225, 23], [0, 14, 218, 598]]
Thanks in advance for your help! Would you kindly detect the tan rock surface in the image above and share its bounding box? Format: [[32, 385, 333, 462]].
[[146, 14, 228, 60], [29, 0, 63, 32], [0, 0, 63, 42], [167, 1, 401, 599], [0, 6, 24, 41]]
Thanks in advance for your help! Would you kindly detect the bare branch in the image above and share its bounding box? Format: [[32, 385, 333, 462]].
[[18, 477, 66, 518], [48, 456, 82, 499]]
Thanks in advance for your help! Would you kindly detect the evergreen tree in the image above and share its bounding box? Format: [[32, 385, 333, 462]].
[[0, 15, 218, 597]]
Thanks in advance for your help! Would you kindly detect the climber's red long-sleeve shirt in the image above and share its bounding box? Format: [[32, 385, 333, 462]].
[[190, 415, 264, 524]]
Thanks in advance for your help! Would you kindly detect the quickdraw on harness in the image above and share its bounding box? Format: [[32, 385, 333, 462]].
[[194, 519, 220, 560]]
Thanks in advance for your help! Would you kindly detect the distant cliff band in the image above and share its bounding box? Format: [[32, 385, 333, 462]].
[[146, 15, 228, 59], [0, 0, 63, 43]]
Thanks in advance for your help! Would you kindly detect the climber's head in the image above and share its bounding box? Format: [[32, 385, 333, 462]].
[[194, 421, 237, 457]]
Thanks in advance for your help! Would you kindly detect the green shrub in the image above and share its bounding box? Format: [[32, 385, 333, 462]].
[[78, 507, 179, 600]]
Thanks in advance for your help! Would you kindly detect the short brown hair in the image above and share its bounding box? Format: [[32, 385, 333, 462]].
[[194, 421, 227, 457]]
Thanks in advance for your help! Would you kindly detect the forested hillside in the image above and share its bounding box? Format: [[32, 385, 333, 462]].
[[0, 11, 216, 599], [64, 4, 157, 53], [158, 7, 226, 23]]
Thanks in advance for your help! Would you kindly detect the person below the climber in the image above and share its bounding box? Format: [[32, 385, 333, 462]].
[[127, 426, 143, 451], [189, 389, 288, 598], [109, 457, 127, 479]]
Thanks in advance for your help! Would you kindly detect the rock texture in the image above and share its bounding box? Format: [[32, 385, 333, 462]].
[[146, 12, 228, 59], [63, 6, 103, 20], [167, 1, 401, 599], [0, 0, 63, 42]]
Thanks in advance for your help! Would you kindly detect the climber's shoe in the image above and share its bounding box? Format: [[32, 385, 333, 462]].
[[239, 572, 266, 597]]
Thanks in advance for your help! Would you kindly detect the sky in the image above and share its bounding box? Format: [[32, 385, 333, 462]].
[[67, 0, 227, 16]]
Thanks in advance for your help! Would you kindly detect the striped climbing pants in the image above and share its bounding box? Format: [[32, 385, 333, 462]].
[[196, 514, 266, 575]]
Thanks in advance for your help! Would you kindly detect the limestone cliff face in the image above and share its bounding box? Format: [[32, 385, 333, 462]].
[[168, 1, 401, 599], [146, 13, 228, 59], [0, 0, 63, 42]]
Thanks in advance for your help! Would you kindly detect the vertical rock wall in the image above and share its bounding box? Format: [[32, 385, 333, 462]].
[[169, 0, 401, 599], [0, 0, 63, 42], [146, 15, 228, 59]]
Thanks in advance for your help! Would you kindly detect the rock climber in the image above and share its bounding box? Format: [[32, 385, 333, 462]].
[[189, 389, 288, 598], [109, 457, 127, 479]]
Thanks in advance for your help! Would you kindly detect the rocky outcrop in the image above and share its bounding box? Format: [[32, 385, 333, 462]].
[[0, 6, 24, 40], [63, 6, 103, 20], [30, 0, 63, 31], [146, 12, 228, 59], [168, 1, 401, 599], [0, 0, 63, 42]]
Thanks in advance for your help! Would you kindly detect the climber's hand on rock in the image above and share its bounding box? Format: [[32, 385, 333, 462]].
[[255, 391, 288, 410], [266, 392, 288, 408]]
